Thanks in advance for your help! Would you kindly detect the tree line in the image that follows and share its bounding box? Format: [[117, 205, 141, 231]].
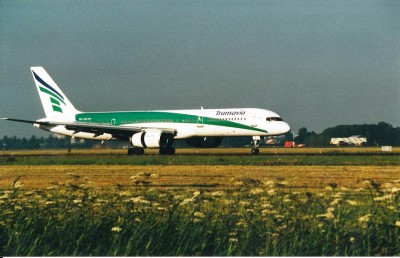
[[294, 122, 400, 147], [1, 122, 399, 150]]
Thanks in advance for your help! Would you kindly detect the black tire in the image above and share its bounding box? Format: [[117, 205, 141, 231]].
[[160, 147, 175, 155], [251, 148, 260, 155], [127, 148, 135, 156], [128, 147, 144, 156]]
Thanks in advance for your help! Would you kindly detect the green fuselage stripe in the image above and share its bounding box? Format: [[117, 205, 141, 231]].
[[75, 111, 267, 133]]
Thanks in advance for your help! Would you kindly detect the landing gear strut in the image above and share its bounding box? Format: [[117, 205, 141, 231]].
[[127, 147, 144, 156], [251, 136, 261, 155]]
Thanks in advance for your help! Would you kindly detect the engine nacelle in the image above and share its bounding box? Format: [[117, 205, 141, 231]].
[[186, 136, 223, 148], [131, 130, 174, 148]]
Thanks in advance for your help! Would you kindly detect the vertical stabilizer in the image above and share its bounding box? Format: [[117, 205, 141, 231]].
[[30, 67, 79, 120]]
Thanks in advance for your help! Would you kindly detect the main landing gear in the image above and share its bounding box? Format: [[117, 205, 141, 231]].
[[127, 147, 176, 156], [127, 147, 144, 156], [251, 136, 261, 155], [159, 147, 176, 155]]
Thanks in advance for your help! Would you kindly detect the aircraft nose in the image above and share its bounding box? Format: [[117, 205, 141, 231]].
[[282, 122, 291, 134], [268, 121, 291, 135]]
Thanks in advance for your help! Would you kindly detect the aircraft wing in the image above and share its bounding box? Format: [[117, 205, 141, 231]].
[[1, 118, 176, 140]]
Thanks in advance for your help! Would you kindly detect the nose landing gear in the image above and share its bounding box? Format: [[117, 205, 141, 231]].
[[251, 136, 260, 155]]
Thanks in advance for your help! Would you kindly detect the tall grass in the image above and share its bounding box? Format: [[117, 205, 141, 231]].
[[1, 175, 400, 255]]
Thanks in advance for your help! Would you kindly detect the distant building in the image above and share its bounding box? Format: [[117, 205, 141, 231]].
[[330, 135, 367, 146]]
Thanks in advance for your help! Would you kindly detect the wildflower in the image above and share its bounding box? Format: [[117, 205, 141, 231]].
[[239, 201, 250, 207], [210, 191, 224, 197], [391, 187, 400, 193], [24, 191, 35, 196], [229, 238, 239, 243], [325, 186, 334, 191], [358, 214, 371, 223], [13, 181, 23, 189], [193, 190, 201, 197], [267, 189, 275, 196], [224, 199, 235, 205], [250, 188, 264, 195], [283, 196, 291, 203], [382, 182, 393, 191], [235, 220, 248, 228], [73, 199, 82, 204], [180, 198, 195, 206], [263, 179, 275, 187], [327, 207, 335, 213], [350, 237, 355, 243], [374, 195, 393, 202], [276, 181, 289, 187], [194, 211, 206, 218], [261, 203, 272, 209], [316, 212, 334, 220], [395, 220, 400, 227], [330, 198, 342, 206], [362, 180, 372, 187], [111, 226, 122, 233], [278, 225, 287, 231], [119, 191, 131, 197], [130, 196, 150, 204], [346, 200, 359, 206]]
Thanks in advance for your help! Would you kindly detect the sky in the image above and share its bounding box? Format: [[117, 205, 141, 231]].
[[1, 0, 399, 138]]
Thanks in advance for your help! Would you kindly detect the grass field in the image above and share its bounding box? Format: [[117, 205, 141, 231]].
[[1, 147, 399, 166], [0, 148, 399, 255]]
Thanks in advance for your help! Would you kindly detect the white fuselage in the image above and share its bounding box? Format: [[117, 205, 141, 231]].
[[35, 108, 290, 141]]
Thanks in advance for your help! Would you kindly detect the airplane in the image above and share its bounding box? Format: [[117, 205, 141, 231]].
[[2, 67, 290, 155]]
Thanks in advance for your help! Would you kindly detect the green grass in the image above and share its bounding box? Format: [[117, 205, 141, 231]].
[[1, 153, 399, 166], [1, 177, 400, 256]]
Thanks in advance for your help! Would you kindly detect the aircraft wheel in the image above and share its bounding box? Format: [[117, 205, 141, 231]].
[[136, 148, 145, 155], [128, 147, 144, 156], [251, 148, 260, 155], [128, 148, 135, 156], [160, 147, 175, 155]]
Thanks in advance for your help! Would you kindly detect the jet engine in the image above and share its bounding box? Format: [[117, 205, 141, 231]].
[[131, 130, 174, 148], [186, 136, 223, 148]]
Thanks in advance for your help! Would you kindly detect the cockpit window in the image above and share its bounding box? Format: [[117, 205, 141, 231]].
[[266, 117, 283, 122]]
